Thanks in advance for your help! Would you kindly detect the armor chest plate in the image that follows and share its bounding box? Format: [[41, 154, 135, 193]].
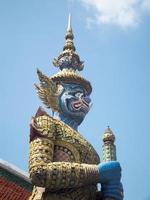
[[54, 120, 100, 165]]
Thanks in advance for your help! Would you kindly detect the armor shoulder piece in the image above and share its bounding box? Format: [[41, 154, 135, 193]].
[[30, 107, 56, 141]]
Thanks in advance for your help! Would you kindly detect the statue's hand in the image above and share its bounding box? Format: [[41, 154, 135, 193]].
[[98, 161, 123, 200], [98, 161, 121, 183], [101, 181, 123, 200]]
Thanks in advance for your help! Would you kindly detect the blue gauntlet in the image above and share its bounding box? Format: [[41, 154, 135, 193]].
[[98, 161, 123, 200]]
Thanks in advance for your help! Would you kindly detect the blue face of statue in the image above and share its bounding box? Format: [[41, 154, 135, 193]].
[[59, 83, 91, 125]]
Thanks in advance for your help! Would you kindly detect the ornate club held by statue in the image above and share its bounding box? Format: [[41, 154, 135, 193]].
[[102, 127, 123, 200]]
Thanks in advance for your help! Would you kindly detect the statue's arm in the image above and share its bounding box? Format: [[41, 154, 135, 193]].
[[30, 140, 99, 190], [29, 115, 100, 190]]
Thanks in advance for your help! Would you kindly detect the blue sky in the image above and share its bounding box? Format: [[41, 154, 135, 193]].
[[0, 1, 150, 199]]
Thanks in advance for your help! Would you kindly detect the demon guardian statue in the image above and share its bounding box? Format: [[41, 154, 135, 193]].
[[29, 16, 123, 200]]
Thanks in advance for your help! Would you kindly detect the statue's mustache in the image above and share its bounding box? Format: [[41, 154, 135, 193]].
[[71, 99, 92, 111]]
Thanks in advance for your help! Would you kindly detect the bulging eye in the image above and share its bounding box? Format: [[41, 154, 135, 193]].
[[75, 92, 83, 98]]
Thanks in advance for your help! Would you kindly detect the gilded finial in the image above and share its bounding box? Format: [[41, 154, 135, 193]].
[[103, 126, 115, 143], [67, 14, 72, 32], [53, 14, 84, 71], [102, 127, 116, 161], [64, 14, 75, 51]]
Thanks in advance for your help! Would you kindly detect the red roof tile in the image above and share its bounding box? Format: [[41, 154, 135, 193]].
[[0, 177, 31, 200]]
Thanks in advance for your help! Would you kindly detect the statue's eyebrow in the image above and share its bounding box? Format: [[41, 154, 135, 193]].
[[73, 87, 83, 91], [64, 83, 86, 93]]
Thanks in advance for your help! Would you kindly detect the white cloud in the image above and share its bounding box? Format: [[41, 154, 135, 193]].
[[142, 0, 150, 10], [79, 0, 150, 28]]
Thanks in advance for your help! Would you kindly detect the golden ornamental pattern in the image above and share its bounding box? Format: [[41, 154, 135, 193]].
[[29, 114, 100, 200]]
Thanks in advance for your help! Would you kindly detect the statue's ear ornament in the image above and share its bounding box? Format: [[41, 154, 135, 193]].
[[35, 69, 63, 112]]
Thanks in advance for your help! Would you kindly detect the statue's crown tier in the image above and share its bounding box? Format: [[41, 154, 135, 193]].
[[53, 14, 84, 72], [51, 15, 92, 94], [50, 69, 92, 94]]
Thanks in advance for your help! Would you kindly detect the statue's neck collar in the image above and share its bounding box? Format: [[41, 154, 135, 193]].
[[53, 112, 78, 131]]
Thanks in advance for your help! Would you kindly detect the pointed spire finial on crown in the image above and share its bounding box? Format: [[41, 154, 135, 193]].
[[67, 13, 72, 31], [53, 14, 84, 72], [64, 14, 75, 51]]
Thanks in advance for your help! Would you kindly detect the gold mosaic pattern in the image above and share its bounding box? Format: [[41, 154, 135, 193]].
[[29, 114, 100, 200], [53, 145, 75, 162]]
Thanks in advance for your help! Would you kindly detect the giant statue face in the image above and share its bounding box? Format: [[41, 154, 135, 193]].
[[59, 83, 91, 125]]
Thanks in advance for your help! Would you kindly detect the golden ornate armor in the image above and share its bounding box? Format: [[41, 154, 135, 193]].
[[29, 109, 100, 200]]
